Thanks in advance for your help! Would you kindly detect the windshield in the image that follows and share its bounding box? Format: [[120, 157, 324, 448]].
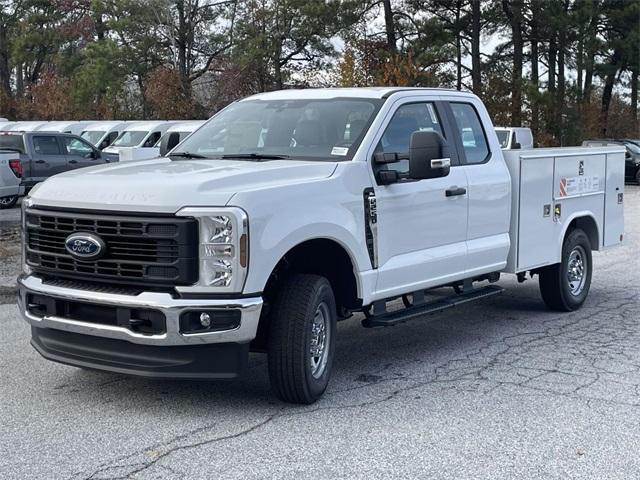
[[496, 130, 509, 148], [625, 142, 640, 154], [81, 130, 106, 146], [0, 134, 25, 153], [174, 98, 382, 160], [112, 130, 148, 147]]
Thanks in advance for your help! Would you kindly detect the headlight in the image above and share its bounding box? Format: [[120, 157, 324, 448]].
[[176, 207, 248, 293], [21, 197, 33, 275]]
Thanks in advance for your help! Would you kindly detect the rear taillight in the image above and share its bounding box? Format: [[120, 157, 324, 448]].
[[9, 159, 22, 178]]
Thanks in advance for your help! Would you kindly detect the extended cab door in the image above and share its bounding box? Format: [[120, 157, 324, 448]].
[[443, 99, 511, 276], [61, 136, 103, 169], [29, 135, 68, 180], [370, 99, 469, 299]]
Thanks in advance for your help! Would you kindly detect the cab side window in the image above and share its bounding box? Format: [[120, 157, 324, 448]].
[[62, 137, 94, 157], [375, 102, 444, 174], [33, 136, 61, 155], [143, 131, 162, 147], [450, 103, 490, 164]]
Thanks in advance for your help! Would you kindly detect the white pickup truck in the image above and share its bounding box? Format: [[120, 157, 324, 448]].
[[18, 88, 625, 404]]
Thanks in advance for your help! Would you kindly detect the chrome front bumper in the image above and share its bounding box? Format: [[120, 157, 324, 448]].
[[18, 275, 263, 346]]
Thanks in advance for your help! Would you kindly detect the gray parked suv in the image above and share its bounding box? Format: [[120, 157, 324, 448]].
[[0, 131, 110, 192]]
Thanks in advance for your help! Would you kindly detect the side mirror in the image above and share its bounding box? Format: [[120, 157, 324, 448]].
[[91, 150, 100, 159], [408, 131, 450, 180], [159, 132, 181, 157]]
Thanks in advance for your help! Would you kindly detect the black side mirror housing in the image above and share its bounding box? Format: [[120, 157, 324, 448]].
[[159, 132, 181, 157], [408, 131, 451, 180]]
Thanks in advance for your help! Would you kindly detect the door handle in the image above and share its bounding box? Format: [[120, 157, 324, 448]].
[[35, 160, 45, 164], [445, 186, 467, 197], [69, 160, 78, 164]]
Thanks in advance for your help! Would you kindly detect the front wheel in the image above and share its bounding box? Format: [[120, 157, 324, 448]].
[[267, 274, 336, 404], [539, 228, 592, 311], [0, 195, 18, 209]]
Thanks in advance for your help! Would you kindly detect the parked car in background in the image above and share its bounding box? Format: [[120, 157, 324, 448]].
[[101, 121, 174, 161], [495, 127, 533, 149], [0, 152, 24, 208], [0, 122, 17, 131], [80, 121, 129, 150], [157, 120, 206, 153], [0, 131, 109, 191], [119, 120, 206, 162], [583, 139, 640, 184], [4, 121, 48, 132], [35, 121, 93, 136]]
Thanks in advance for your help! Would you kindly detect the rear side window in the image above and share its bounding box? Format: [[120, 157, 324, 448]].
[[0, 134, 25, 153], [33, 136, 61, 155], [450, 103, 490, 164], [143, 131, 162, 147]]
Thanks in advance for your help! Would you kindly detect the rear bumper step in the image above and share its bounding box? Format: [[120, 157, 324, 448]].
[[362, 284, 504, 328]]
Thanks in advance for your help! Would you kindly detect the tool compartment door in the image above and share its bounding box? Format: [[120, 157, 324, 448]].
[[517, 156, 555, 270], [604, 151, 625, 247]]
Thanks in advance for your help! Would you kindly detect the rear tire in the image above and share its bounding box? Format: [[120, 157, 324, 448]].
[[0, 195, 17, 209], [539, 228, 592, 311], [267, 274, 336, 404]]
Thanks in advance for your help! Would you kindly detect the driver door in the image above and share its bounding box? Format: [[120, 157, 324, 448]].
[[371, 100, 469, 299], [61, 136, 102, 169]]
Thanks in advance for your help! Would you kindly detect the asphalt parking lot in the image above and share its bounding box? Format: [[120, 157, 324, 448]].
[[1, 187, 639, 480]]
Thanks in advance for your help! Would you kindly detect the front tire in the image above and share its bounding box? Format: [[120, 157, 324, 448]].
[[0, 195, 17, 209], [539, 228, 592, 311], [267, 274, 336, 404]]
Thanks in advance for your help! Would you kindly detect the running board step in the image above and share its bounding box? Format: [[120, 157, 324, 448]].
[[361, 284, 504, 328]]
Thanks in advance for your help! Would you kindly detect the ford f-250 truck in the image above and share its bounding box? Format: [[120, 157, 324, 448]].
[[17, 88, 625, 404]]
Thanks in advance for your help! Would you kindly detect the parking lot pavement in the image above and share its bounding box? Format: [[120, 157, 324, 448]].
[[0, 197, 20, 229], [0, 186, 638, 480]]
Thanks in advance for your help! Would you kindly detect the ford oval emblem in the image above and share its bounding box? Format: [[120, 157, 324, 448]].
[[64, 233, 105, 260]]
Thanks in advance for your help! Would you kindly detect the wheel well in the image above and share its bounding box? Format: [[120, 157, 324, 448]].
[[252, 239, 361, 351], [568, 216, 599, 251]]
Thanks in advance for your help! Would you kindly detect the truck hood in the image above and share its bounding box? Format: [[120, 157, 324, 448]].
[[30, 158, 338, 213]]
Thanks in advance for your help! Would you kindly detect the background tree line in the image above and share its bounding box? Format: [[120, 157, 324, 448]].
[[0, 0, 638, 146]]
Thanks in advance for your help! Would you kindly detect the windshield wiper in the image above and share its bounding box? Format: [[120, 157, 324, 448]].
[[169, 151, 210, 159], [221, 153, 290, 160]]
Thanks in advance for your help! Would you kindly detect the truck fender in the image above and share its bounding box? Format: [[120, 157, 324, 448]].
[[557, 211, 600, 262]]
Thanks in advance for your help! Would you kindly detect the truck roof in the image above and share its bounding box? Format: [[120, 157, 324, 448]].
[[82, 121, 129, 131], [245, 87, 467, 101], [121, 121, 173, 131]]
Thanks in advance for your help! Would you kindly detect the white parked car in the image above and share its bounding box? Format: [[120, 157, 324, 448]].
[[495, 127, 533, 149], [119, 120, 206, 162], [35, 121, 93, 136], [5, 121, 48, 132], [80, 121, 130, 150], [102, 121, 175, 161], [18, 88, 625, 404]]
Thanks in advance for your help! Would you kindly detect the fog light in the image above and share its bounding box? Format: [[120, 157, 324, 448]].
[[179, 310, 241, 334], [199, 312, 211, 328]]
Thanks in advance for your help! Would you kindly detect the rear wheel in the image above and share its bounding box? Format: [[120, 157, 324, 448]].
[[539, 228, 592, 311], [0, 195, 17, 209], [267, 274, 336, 404]]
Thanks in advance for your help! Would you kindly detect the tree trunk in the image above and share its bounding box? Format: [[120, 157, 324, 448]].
[[600, 51, 621, 137], [548, 36, 556, 92], [0, 23, 10, 95], [576, 37, 583, 103], [530, 0, 540, 137], [16, 64, 23, 97], [556, 3, 567, 141], [631, 64, 638, 122], [455, 0, 462, 90], [503, 0, 523, 125], [382, 0, 396, 53], [471, 0, 481, 94]]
